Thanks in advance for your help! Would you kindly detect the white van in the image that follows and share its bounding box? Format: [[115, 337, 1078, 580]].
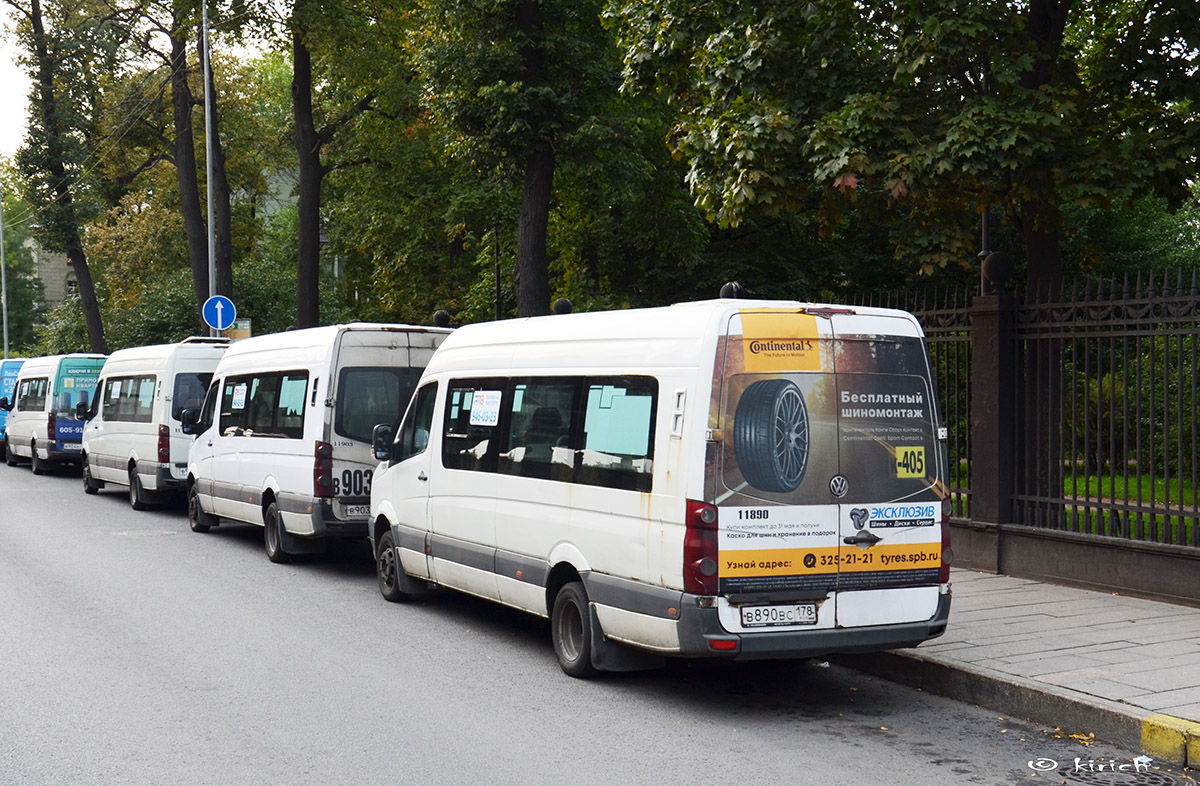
[[1, 353, 106, 474], [80, 337, 230, 509], [368, 299, 952, 676], [182, 323, 451, 563]]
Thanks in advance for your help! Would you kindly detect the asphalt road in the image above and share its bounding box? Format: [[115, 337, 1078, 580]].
[[0, 462, 1182, 786]]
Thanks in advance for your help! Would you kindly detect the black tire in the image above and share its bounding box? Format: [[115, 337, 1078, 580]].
[[128, 465, 149, 511], [551, 581, 597, 678], [734, 378, 810, 493], [30, 441, 48, 475], [375, 529, 411, 603], [264, 502, 291, 564], [0, 440, 6, 462], [187, 483, 214, 533], [82, 456, 100, 495], [5, 439, 18, 467]]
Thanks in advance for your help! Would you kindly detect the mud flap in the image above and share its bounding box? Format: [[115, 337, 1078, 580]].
[[588, 604, 666, 673], [279, 528, 327, 556]]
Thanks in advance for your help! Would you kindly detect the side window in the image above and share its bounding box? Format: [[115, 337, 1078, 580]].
[[198, 382, 219, 433], [245, 375, 280, 434], [220, 377, 250, 436], [133, 376, 156, 423], [276, 373, 308, 439], [102, 378, 121, 421], [501, 380, 576, 481], [218, 372, 307, 438], [394, 383, 438, 464], [579, 377, 657, 492], [442, 380, 505, 472]]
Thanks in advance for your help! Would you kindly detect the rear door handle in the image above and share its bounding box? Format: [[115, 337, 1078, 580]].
[[843, 530, 882, 547]]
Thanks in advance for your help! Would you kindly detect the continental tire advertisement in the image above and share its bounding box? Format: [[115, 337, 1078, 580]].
[[710, 309, 943, 596]]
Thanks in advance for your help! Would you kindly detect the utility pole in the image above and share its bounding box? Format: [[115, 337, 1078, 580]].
[[202, 2, 217, 338]]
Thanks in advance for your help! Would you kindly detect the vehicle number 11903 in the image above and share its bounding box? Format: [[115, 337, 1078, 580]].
[[740, 603, 817, 628]]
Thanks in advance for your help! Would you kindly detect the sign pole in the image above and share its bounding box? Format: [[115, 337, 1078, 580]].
[[1, 186, 9, 358]]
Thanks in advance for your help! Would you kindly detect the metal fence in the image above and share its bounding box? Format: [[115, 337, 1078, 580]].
[[855, 270, 1200, 550], [1012, 272, 1200, 547]]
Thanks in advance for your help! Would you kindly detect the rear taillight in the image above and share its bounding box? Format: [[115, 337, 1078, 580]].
[[684, 500, 719, 595], [158, 425, 171, 464], [939, 496, 953, 583], [47, 411, 56, 441], [313, 441, 334, 498]]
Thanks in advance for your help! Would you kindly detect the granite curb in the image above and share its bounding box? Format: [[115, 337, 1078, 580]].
[[833, 649, 1198, 767]]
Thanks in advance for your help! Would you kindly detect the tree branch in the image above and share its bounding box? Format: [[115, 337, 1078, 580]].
[[317, 91, 376, 145]]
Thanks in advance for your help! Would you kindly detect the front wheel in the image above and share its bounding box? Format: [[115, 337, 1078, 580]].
[[264, 502, 291, 564], [128, 465, 149, 511], [82, 456, 101, 494], [187, 483, 214, 533], [376, 529, 411, 603], [551, 581, 597, 678], [30, 441, 48, 475]]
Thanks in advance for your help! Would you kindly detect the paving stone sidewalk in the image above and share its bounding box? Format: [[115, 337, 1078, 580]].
[[837, 568, 1200, 765]]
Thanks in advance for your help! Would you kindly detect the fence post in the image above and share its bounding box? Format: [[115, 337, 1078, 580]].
[[965, 291, 1016, 571]]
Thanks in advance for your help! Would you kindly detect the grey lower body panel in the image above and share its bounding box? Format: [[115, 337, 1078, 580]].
[[675, 593, 952, 659]]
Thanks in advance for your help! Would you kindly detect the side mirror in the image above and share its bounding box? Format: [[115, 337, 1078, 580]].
[[179, 408, 200, 435], [75, 401, 90, 420], [0, 397, 9, 412], [372, 423, 394, 462]]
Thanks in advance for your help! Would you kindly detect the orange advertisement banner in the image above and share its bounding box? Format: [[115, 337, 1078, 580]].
[[721, 543, 940, 579], [739, 311, 821, 373]]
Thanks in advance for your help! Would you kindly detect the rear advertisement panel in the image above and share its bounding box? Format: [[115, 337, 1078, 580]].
[[708, 309, 944, 602]]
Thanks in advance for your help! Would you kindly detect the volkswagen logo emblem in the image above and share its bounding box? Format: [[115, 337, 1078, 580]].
[[830, 475, 849, 497]]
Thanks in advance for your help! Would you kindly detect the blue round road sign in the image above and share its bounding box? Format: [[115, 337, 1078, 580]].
[[202, 295, 237, 331]]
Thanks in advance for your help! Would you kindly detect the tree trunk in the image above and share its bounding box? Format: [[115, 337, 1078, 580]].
[[198, 17, 234, 299], [292, 23, 321, 329], [170, 29, 209, 310], [514, 147, 555, 317], [27, 0, 107, 353]]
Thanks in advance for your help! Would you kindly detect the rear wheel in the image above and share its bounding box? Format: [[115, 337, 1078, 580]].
[[375, 529, 411, 602], [128, 465, 149, 510], [82, 455, 101, 494], [551, 581, 597, 678], [264, 502, 291, 563], [187, 483, 215, 533], [30, 441, 48, 475]]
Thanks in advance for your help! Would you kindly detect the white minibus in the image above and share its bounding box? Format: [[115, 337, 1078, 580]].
[[182, 323, 451, 563], [369, 299, 952, 676], [80, 337, 230, 508], [1, 354, 106, 474]]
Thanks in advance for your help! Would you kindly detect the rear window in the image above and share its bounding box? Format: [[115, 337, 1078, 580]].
[[333, 367, 422, 444], [172, 373, 213, 420], [721, 337, 939, 505]]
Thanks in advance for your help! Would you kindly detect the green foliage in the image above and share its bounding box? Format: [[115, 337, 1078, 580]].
[[607, 0, 1200, 283], [1, 168, 46, 353], [33, 293, 90, 355]]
